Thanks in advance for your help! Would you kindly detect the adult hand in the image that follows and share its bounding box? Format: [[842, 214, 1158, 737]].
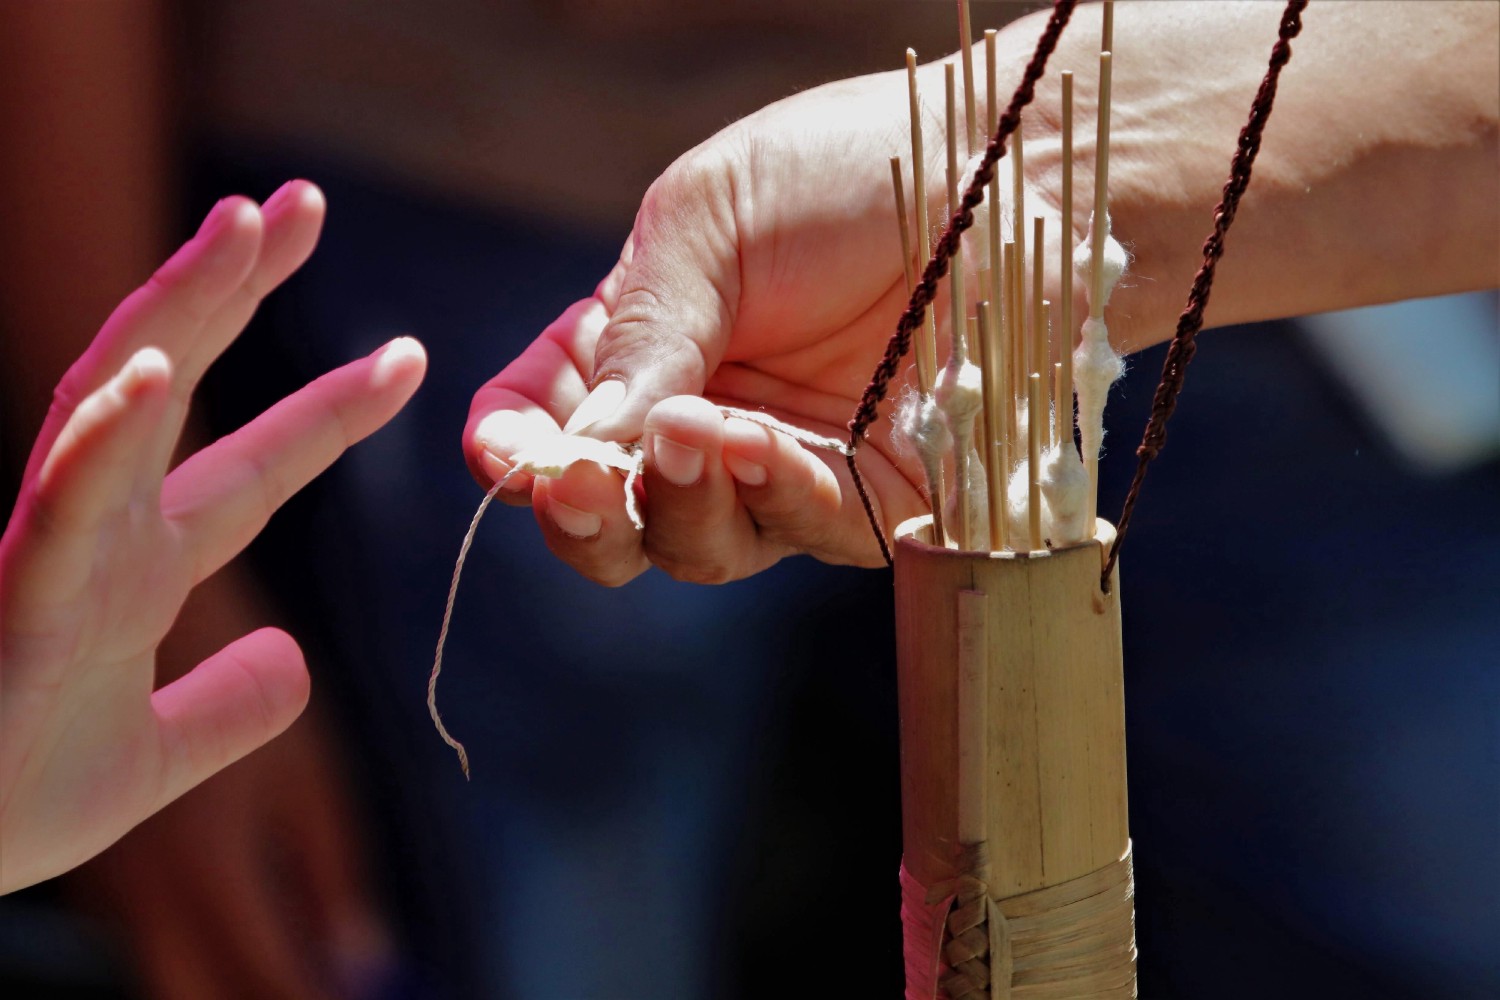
[[0, 181, 428, 892], [465, 1, 1497, 586], [467, 65, 945, 585]]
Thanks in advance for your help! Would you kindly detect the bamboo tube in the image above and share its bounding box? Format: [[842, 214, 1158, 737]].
[[956, 588, 988, 845], [894, 516, 1134, 995]]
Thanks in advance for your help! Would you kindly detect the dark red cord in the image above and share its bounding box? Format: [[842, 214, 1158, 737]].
[[1101, 0, 1307, 590], [846, 0, 1078, 566]]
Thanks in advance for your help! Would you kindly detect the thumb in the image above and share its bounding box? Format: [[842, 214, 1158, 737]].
[[574, 149, 742, 441], [151, 627, 310, 807]]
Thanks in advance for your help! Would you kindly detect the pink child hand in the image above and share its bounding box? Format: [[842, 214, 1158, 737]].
[[0, 182, 427, 893]]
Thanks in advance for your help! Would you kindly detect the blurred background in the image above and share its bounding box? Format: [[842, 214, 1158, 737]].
[[1, 2, 1495, 998]]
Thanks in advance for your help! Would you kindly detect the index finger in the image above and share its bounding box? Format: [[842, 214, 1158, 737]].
[[22, 197, 263, 483]]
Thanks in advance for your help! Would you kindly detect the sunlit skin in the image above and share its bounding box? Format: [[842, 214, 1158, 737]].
[[465, 0, 1497, 586], [0, 182, 427, 893]]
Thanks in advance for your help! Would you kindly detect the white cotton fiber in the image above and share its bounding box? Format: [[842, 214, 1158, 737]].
[[895, 388, 951, 509], [1073, 210, 1128, 307], [944, 445, 991, 551], [1073, 317, 1124, 469], [1040, 443, 1090, 545], [937, 360, 984, 433]]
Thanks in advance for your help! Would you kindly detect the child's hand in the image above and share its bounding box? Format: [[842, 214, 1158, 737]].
[[0, 181, 427, 893]]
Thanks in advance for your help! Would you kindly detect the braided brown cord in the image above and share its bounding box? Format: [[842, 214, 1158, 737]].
[[1101, 0, 1308, 590], [846, 0, 1078, 566]]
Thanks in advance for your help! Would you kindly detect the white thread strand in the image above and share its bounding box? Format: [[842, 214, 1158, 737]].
[[621, 445, 644, 528], [897, 391, 952, 512], [429, 471, 514, 778], [718, 405, 853, 457]]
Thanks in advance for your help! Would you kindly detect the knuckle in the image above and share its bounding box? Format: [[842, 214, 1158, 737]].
[[45, 378, 84, 431], [595, 311, 711, 388], [751, 498, 837, 555], [542, 533, 642, 589], [649, 549, 737, 586], [654, 141, 735, 211], [581, 560, 640, 589], [143, 266, 206, 324]]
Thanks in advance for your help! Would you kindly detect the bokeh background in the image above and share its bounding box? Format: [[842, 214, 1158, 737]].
[[1, 2, 1495, 998]]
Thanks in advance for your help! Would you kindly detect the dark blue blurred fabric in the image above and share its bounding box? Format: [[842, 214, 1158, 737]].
[[1099, 313, 1499, 999]]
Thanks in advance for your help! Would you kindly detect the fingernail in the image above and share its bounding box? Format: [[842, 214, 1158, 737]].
[[474, 411, 535, 490], [375, 334, 423, 357], [474, 410, 516, 452], [547, 497, 601, 538], [112, 347, 171, 401], [652, 435, 704, 487], [127, 346, 172, 382], [371, 336, 424, 388], [478, 448, 508, 483], [723, 452, 767, 487], [563, 380, 627, 434], [479, 448, 530, 491], [263, 180, 305, 218]]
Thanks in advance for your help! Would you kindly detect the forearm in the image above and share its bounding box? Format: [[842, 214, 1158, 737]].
[[978, 0, 1499, 351]]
